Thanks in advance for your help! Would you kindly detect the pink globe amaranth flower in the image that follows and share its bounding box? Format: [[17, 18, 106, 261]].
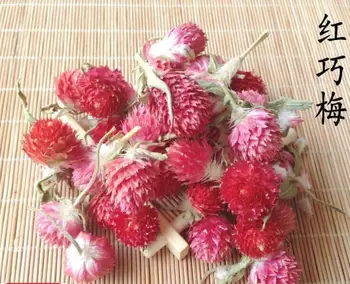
[[89, 191, 119, 230], [188, 216, 235, 263], [230, 70, 267, 95], [90, 116, 123, 143], [237, 89, 267, 105], [55, 68, 84, 111], [146, 23, 206, 64], [35, 201, 83, 247], [122, 104, 165, 142], [23, 119, 87, 168], [72, 160, 105, 194], [248, 251, 301, 284], [78, 66, 135, 118], [104, 156, 160, 213], [187, 54, 225, 76], [166, 138, 223, 184], [148, 72, 213, 137], [278, 109, 303, 133], [228, 108, 282, 162], [64, 232, 115, 283]]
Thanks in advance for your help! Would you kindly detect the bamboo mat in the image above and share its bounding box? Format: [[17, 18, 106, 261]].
[[0, 0, 350, 283]]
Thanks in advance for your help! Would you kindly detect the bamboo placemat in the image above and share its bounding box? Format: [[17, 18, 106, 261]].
[[0, 0, 350, 283]]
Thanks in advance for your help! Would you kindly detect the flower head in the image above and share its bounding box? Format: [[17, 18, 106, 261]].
[[78, 66, 134, 118], [122, 104, 164, 142], [166, 138, 218, 183], [72, 160, 105, 194], [278, 109, 303, 133], [148, 71, 213, 137], [23, 119, 87, 168], [55, 68, 84, 111], [64, 232, 115, 283], [90, 116, 123, 143], [230, 70, 267, 95], [154, 161, 182, 199], [221, 161, 281, 219], [188, 216, 235, 262], [104, 156, 160, 213], [237, 89, 267, 105], [146, 23, 206, 64], [187, 54, 225, 76], [113, 205, 160, 247], [248, 251, 301, 284], [234, 203, 296, 258], [228, 108, 282, 162], [186, 183, 224, 216], [35, 201, 83, 247]]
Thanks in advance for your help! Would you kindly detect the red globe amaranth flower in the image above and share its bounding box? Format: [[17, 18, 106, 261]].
[[113, 205, 160, 247], [221, 161, 281, 219], [148, 72, 213, 137], [78, 66, 135, 118], [228, 108, 282, 162], [186, 183, 224, 216], [248, 251, 301, 284], [104, 156, 160, 213], [188, 216, 235, 263], [122, 104, 164, 142], [72, 160, 105, 194], [234, 204, 295, 259], [89, 191, 119, 230], [230, 70, 267, 95], [64, 232, 115, 283], [55, 68, 84, 111], [90, 116, 123, 143], [154, 161, 182, 199], [35, 201, 83, 247], [166, 138, 215, 183], [23, 119, 86, 168]]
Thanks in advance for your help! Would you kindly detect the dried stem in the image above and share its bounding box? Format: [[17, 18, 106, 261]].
[[28, 206, 83, 254]]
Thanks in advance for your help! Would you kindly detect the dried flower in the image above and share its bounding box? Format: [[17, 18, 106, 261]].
[[221, 161, 281, 219], [23, 119, 86, 168], [148, 72, 213, 137], [78, 66, 135, 118], [90, 116, 123, 143], [35, 201, 83, 247], [146, 23, 206, 64], [187, 54, 225, 76], [113, 205, 160, 247], [72, 160, 105, 194], [237, 89, 267, 105], [234, 203, 295, 258], [154, 161, 182, 199], [105, 156, 159, 213], [228, 108, 282, 162], [166, 138, 223, 183], [230, 70, 267, 94], [122, 104, 164, 142], [248, 251, 301, 284], [55, 68, 84, 111], [89, 191, 119, 230], [64, 232, 115, 283], [186, 183, 224, 216], [188, 216, 235, 262]]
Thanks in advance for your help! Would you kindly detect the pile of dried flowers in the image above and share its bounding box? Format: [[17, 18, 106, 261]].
[[19, 23, 345, 283]]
